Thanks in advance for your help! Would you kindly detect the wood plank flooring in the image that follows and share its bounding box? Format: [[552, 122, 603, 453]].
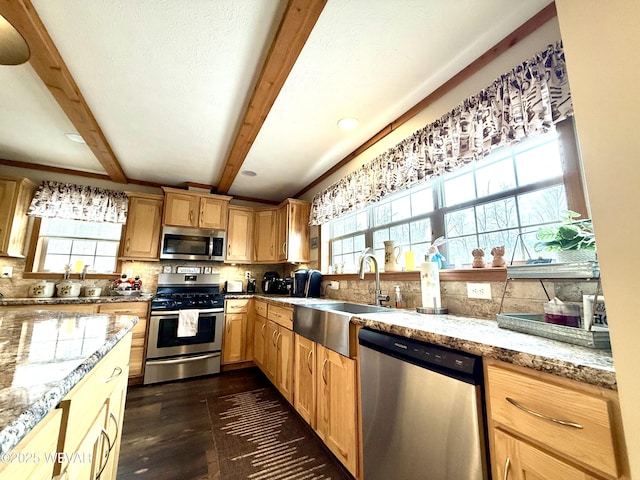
[[117, 368, 353, 480]]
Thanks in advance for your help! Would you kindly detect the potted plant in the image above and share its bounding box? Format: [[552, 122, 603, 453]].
[[534, 210, 596, 263]]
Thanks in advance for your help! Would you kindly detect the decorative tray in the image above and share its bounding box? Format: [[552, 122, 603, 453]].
[[496, 313, 610, 349], [506, 261, 599, 279]]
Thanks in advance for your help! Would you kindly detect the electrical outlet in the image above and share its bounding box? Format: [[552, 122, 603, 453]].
[[466, 282, 491, 300], [245, 271, 251, 279], [328, 281, 340, 290], [1, 266, 12, 278]]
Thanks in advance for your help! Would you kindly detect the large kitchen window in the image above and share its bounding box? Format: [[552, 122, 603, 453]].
[[328, 123, 582, 272], [31, 218, 122, 274]]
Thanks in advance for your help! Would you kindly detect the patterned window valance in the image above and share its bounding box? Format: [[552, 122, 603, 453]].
[[27, 181, 129, 224], [309, 42, 572, 225]]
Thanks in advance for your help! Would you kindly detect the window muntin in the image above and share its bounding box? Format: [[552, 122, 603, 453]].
[[35, 218, 122, 274], [328, 128, 570, 271]]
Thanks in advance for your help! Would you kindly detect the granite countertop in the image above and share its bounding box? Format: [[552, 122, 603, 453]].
[[0, 294, 152, 307], [0, 309, 138, 456], [250, 295, 616, 390]]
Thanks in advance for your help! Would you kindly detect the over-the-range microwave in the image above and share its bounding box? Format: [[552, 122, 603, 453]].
[[160, 226, 226, 261]]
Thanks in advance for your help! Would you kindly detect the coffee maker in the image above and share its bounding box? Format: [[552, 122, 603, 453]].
[[292, 269, 322, 297]]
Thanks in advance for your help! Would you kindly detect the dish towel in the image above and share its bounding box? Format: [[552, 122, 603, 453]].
[[177, 309, 199, 337]]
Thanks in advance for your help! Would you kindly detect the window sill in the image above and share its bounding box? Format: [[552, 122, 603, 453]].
[[322, 268, 507, 282], [22, 273, 120, 281]]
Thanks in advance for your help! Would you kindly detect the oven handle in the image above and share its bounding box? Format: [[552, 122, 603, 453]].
[[151, 308, 224, 317], [146, 352, 221, 365]]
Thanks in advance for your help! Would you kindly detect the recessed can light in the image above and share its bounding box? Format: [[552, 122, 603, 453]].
[[337, 117, 359, 130], [241, 170, 257, 177], [64, 133, 86, 144]]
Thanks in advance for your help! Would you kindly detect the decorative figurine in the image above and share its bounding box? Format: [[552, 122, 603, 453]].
[[472, 248, 486, 268], [490, 245, 506, 267], [427, 236, 447, 269]]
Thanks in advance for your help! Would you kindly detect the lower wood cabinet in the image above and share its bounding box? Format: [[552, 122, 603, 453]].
[[264, 319, 294, 403], [485, 358, 630, 480], [294, 334, 316, 428], [253, 307, 267, 369], [223, 299, 253, 365]]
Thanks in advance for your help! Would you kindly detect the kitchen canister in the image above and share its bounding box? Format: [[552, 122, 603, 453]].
[[56, 281, 81, 298], [28, 281, 55, 298], [384, 240, 402, 272]]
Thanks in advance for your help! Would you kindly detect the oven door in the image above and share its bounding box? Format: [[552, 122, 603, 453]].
[[147, 308, 223, 359]]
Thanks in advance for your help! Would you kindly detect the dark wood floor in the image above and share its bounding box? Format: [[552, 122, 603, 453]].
[[117, 368, 350, 480]]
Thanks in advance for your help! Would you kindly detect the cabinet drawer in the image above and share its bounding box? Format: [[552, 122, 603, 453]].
[[486, 362, 619, 477], [267, 304, 293, 329], [61, 334, 132, 455], [98, 301, 149, 317], [255, 300, 268, 317], [225, 299, 249, 314]]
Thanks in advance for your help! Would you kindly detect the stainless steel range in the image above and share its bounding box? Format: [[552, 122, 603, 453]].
[[144, 273, 224, 385]]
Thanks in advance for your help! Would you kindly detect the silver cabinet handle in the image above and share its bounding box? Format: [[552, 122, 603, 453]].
[[321, 358, 328, 385], [506, 397, 583, 429], [95, 428, 112, 479], [306, 349, 313, 374], [503, 457, 510, 480], [108, 411, 119, 452], [102, 366, 123, 383]]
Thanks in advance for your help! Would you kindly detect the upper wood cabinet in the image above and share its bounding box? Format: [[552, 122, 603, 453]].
[[161, 187, 231, 229], [119, 192, 163, 261], [254, 208, 278, 263], [226, 206, 254, 263], [277, 199, 310, 263], [0, 174, 34, 258]]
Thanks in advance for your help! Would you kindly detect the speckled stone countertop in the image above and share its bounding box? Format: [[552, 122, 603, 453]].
[[249, 295, 616, 390], [0, 294, 152, 307], [0, 309, 138, 456]]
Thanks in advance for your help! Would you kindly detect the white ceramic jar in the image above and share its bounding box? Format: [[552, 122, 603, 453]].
[[56, 281, 81, 298], [28, 281, 55, 298]]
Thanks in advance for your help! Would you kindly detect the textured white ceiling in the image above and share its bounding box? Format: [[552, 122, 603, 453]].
[[1, 0, 552, 201]]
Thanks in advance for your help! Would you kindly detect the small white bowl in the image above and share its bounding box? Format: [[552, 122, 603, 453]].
[[28, 282, 55, 298], [82, 286, 102, 298], [56, 282, 81, 298]]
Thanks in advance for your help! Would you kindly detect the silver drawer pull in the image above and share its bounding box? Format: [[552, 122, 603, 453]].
[[503, 457, 510, 480], [102, 366, 123, 383], [506, 397, 583, 429]]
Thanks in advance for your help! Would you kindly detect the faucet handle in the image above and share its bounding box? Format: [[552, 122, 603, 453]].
[[377, 293, 390, 305]]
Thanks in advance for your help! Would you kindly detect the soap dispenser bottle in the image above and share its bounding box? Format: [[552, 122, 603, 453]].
[[394, 285, 403, 309]]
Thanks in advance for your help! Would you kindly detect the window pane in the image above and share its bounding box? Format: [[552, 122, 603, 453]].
[[43, 254, 70, 273], [332, 219, 345, 237], [411, 187, 434, 215], [515, 142, 563, 185], [332, 239, 343, 255], [518, 185, 567, 227], [93, 256, 117, 274], [478, 230, 520, 262], [444, 172, 475, 206], [475, 158, 516, 197], [476, 198, 518, 233], [373, 203, 392, 227], [356, 212, 368, 231], [47, 238, 72, 254], [446, 207, 476, 237], [410, 219, 431, 244], [446, 236, 478, 268], [71, 240, 97, 255], [96, 241, 119, 256], [391, 196, 411, 222], [412, 242, 431, 265], [389, 224, 410, 245], [342, 237, 354, 254], [373, 229, 389, 249], [353, 234, 366, 253], [344, 215, 357, 235]]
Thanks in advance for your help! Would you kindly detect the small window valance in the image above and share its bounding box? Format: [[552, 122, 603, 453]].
[[27, 181, 128, 224], [309, 41, 572, 226]]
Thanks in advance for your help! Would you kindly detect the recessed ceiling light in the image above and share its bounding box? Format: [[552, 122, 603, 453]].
[[241, 170, 257, 177], [337, 117, 359, 130], [64, 133, 86, 144]]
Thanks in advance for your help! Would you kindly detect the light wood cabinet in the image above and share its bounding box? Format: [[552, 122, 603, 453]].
[[254, 208, 278, 263], [119, 192, 163, 260], [485, 358, 630, 480], [226, 206, 254, 263], [253, 301, 268, 369], [316, 344, 358, 477], [294, 334, 316, 428], [276, 199, 310, 263], [98, 301, 149, 383], [261, 303, 294, 403], [223, 299, 252, 365], [0, 174, 34, 257], [161, 187, 231, 229]]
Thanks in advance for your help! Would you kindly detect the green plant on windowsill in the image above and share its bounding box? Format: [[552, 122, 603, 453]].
[[533, 210, 596, 253]]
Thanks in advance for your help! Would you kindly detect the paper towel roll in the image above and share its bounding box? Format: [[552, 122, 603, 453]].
[[420, 262, 441, 309]]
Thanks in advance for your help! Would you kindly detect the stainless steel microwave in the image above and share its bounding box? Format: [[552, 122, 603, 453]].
[[160, 226, 226, 261]]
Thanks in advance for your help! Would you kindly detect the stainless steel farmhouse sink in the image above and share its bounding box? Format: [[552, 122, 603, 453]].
[[294, 302, 392, 357]]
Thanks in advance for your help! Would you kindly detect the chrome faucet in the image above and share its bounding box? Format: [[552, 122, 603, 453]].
[[358, 247, 389, 306]]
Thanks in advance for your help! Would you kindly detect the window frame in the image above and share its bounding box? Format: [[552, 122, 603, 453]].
[[324, 117, 587, 274]]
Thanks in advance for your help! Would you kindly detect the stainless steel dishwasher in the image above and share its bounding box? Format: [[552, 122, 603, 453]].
[[359, 328, 489, 480]]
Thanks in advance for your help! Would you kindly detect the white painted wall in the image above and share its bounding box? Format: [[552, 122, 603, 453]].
[[556, 0, 640, 476]]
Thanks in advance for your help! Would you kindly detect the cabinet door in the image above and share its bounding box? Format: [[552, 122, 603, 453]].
[[316, 345, 358, 476], [276, 326, 294, 403], [226, 207, 254, 262], [294, 334, 316, 428], [0, 176, 32, 257], [163, 191, 198, 227], [100, 370, 128, 480], [0, 179, 18, 254], [253, 314, 267, 369], [265, 320, 278, 382], [276, 204, 288, 261], [287, 200, 311, 263], [493, 429, 599, 480], [64, 402, 109, 480], [199, 197, 228, 229], [120, 194, 163, 260], [254, 209, 277, 262], [222, 313, 246, 364]]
